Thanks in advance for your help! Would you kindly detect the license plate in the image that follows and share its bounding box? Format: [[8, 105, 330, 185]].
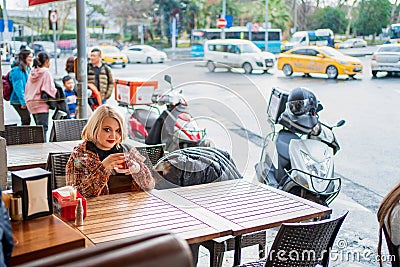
[[116, 60, 122, 63], [267, 63, 273, 67], [354, 68, 361, 72]]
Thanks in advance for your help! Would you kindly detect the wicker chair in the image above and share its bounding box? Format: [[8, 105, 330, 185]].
[[49, 119, 88, 142], [383, 225, 399, 267], [46, 152, 72, 189], [0, 125, 45, 145], [136, 144, 165, 169], [239, 212, 348, 267]]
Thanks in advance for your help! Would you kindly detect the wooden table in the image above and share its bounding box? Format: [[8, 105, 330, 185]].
[[11, 215, 85, 266], [75, 191, 232, 245], [160, 179, 332, 265], [72, 180, 331, 265], [7, 139, 145, 171]]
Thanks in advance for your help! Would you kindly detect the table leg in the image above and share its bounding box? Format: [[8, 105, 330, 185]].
[[233, 235, 242, 266]]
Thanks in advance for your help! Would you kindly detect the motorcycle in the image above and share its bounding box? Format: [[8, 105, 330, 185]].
[[122, 75, 210, 152], [255, 87, 345, 206]]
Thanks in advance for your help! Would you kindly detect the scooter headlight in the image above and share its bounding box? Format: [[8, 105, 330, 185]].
[[300, 151, 331, 178], [300, 151, 332, 192], [300, 151, 319, 176]]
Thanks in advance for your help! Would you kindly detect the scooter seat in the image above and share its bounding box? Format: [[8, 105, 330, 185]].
[[276, 130, 300, 162]]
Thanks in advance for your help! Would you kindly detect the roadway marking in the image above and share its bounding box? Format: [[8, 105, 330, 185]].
[[395, 89, 400, 94]]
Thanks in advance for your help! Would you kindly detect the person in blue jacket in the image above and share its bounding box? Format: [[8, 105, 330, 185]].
[[63, 75, 77, 119], [9, 49, 34, 125], [0, 187, 14, 267]]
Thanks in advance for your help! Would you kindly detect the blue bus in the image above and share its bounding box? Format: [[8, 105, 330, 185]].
[[389, 23, 400, 42], [191, 27, 282, 57]]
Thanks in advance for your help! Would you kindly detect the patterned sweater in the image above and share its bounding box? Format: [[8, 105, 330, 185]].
[[66, 140, 155, 198]]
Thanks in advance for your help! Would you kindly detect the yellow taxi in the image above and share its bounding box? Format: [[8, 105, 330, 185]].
[[89, 45, 128, 68], [277, 46, 363, 79]]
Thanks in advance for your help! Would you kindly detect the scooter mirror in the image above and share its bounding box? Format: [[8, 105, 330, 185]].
[[316, 103, 324, 113], [164, 75, 172, 85], [336, 120, 346, 127]]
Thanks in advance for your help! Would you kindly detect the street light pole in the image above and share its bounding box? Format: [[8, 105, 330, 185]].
[[76, 0, 88, 119], [265, 0, 269, 52], [221, 0, 226, 39]]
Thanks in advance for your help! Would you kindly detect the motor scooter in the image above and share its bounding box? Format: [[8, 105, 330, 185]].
[[123, 75, 210, 152], [255, 87, 345, 206]]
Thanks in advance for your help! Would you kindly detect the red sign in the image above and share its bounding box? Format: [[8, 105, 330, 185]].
[[29, 0, 62, 6], [217, 18, 227, 29]]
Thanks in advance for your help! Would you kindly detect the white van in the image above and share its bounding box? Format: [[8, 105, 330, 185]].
[[281, 29, 334, 51], [204, 39, 275, 74]]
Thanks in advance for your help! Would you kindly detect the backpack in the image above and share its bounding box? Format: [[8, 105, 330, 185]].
[[2, 71, 12, 101]]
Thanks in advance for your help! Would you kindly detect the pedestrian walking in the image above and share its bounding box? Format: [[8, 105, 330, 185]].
[[9, 49, 33, 125], [87, 48, 113, 104], [25, 52, 57, 141]]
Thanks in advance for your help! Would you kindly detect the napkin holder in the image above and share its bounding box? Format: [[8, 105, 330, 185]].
[[52, 186, 87, 221], [11, 167, 53, 220]]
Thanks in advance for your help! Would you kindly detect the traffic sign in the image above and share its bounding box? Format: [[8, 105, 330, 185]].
[[49, 10, 58, 24], [217, 18, 227, 29]]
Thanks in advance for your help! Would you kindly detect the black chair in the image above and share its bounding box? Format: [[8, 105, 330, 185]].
[[239, 212, 348, 267], [49, 119, 88, 142], [154, 147, 266, 267], [383, 225, 399, 267], [136, 144, 165, 169], [0, 125, 44, 145], [46, 152, 72, 189]]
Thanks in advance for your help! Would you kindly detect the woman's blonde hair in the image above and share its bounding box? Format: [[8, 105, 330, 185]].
[[377, 182, 400, 266], [82, 104, 126, 145]]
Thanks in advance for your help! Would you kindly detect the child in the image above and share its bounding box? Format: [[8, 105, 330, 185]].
[[63, 75, 77, 119], [65, 105, 155, 198]]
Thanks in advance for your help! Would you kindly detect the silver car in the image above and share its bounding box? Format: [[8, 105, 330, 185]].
[[370, 44, 400, 77]]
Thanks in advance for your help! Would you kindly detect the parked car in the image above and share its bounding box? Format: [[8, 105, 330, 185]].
[[277, 46, 363, 79], [90, 45, 128, 68], [122, 45, 167, 64], [370, 44, 400, 77], [337, 38, 367, 49], [204, 39, 275, 74], [31, 41, 61, 58]]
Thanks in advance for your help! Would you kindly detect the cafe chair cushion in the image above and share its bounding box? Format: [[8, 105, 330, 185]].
[[18, 231, 194, 267]]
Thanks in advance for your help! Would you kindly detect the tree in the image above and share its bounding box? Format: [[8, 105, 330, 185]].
[[308, 6, 348, 34], [354, 0, 391, 41]]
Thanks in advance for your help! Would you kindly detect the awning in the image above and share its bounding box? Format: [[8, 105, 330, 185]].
[[29, 0, 63, 6]]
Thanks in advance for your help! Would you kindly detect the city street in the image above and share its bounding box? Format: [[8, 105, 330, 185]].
[[2, 53, 399, 265]]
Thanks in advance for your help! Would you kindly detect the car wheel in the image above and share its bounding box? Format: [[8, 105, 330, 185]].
[[282, 64, 293, 76], [372, 70, 378, 77], [146, 57, 153, 64], [207, 61, 216, 72], [243, 62, 253, 74], [122, 64, 126, 68], [326, 65, 338, 79]]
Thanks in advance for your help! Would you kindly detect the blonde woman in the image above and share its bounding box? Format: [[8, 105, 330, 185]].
[[66, 105, 154, 198], [377, 182, 400, 266]]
